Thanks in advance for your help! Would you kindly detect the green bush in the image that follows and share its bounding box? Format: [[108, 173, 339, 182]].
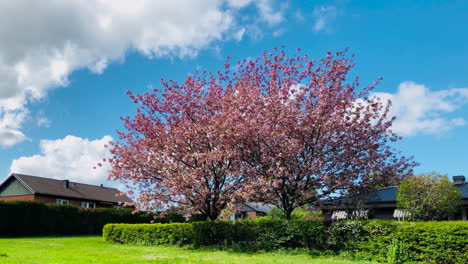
[[191, 218, 325, 250], [103, 219, 468, 263], [103, 223, 193, 246], [104, 219, 325, 251], [396, 222, 468, 264], [328, 220, 468, 264], [0, 200, 182, 237], [386, 239, 409, 264]]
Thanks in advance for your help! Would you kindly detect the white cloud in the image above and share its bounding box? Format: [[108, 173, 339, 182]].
[[294, 11, 305, 22], [37, 117, 51, 128], [0, 128, 27, 148], [312, 6, 337, 32], [10, 135, 114, 186], [372, 81, 468, 136], [0, 0, 283, 147], [256, 0, 286, 26], [0, 95, 28, 147]]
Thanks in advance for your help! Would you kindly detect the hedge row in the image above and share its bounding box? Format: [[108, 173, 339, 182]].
[[103, 219, 325, 251], [104, 219, 468, 263], [0, 201, 184, 236], [328, 220, 468, 264]]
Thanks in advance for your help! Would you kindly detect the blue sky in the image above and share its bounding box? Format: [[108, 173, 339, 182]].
[[0, 0, 467, 186]]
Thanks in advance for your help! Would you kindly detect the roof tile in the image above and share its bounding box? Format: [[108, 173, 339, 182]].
[[13, 173, 133, 204]]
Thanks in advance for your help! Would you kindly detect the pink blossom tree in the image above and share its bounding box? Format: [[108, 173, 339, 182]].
[[223, 49, 417, 219], [107, 72, 245, 220], [108, 48, 416, 220]]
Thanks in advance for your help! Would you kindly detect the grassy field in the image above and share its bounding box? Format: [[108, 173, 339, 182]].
[[0, 236, 374, 264]]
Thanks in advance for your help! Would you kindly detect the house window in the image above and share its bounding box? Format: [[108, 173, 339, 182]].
[[56, 199, 69, 205], [81, 202, 96, 208]]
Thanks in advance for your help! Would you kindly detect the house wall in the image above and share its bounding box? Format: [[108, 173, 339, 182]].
[[0, 193, 117, 208], [245, 211, 257, 218], [34, 194, 115, 208], [371, 207, 395, 220], [0, 194, 35, 201]]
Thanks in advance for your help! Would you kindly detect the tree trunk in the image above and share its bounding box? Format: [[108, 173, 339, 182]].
[[283, 207, 294, 220], [207, 213, 219, 221]]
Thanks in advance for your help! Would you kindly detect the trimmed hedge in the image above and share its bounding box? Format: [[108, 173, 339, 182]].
[[104, 219, 468, 263], [103, 223, 193, 246], [0, 201, 183, 236], [103, 219, 325, 251], [327, 220, 468, 264]]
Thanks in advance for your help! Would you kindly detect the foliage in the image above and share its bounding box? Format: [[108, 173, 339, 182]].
[[107, 48, 416, 220], [104, 218, 325, 251], [266, 206, 284, 219], [0, 200, 181, 236], [222, 49, 416, 219], [327, 220, 468, 264], [104, 219, 468, 263], [194, 218, 325, 251], [291, 207, 322, 220], [103, 223, 193, 246], [386, 239, 409, 264], [107, 60, 246, 220], [395, 221, 468, 264], [267, 206, 322, 220], [0, 236, 371, 264], [397, 172, 463, 221]]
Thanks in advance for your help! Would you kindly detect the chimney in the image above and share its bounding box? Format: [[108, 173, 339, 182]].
[[100, 184, 104, 188], [63, 180, 69, 188], [453, 175, 466, 185]]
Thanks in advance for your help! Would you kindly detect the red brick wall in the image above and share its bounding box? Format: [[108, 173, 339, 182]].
[[34, 194, 114, 208], [245, 211, 257, 218], [0, 194, 35, 201], [1, 193, 116, 208]]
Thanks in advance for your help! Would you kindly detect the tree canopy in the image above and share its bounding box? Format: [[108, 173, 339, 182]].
[[107, 48, 416, 219], [397, 172, 462, 221]]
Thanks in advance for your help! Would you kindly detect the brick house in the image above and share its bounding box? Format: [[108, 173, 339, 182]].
[[321, 175, 468, 221], [225, 202, 276, 220], [0, 173, 133, 208]]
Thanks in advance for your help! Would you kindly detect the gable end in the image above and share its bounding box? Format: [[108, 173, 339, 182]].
[[0, 176, 33, 197]]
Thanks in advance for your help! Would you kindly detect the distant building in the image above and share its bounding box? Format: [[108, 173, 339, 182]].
[[321, 175, 468, 221], [0, 173, 133, 208], [224, 202, 276, 220]]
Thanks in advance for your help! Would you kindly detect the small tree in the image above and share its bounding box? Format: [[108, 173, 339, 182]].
[[108, 72, 246, 220], [397, 172, 462, 221], [224, 49, 416, 219]]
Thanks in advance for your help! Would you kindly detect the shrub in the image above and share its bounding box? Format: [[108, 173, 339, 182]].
[[192, 218, 326, 250], [396, 222, 468, 264], [0, 200, 182, 236], [104, 219, 325, 251], [328, 220, 468, 264], [397, 173, 463, 221], [386, 239, 409, 264], [103, 223, 193, 246], [103, 219, 468, 263]]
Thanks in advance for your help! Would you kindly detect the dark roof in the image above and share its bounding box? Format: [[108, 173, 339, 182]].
[[367, 184, 468, 201], [457, 183, 468, 198], [366, 186, 398, 203], [240, 202, 276, 213], [323, 183, 468, 207], [10, 173, 133, 204]]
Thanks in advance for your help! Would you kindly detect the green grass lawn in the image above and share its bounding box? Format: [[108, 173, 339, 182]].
[[0, 236, 374, 264]]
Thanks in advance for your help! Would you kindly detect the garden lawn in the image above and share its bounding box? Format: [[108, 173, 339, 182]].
[[0, 236, 374, 264]]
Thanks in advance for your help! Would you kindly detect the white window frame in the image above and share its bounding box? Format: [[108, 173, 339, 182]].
[[56, 199, 69, 205], [81, 202, 96, 208]]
